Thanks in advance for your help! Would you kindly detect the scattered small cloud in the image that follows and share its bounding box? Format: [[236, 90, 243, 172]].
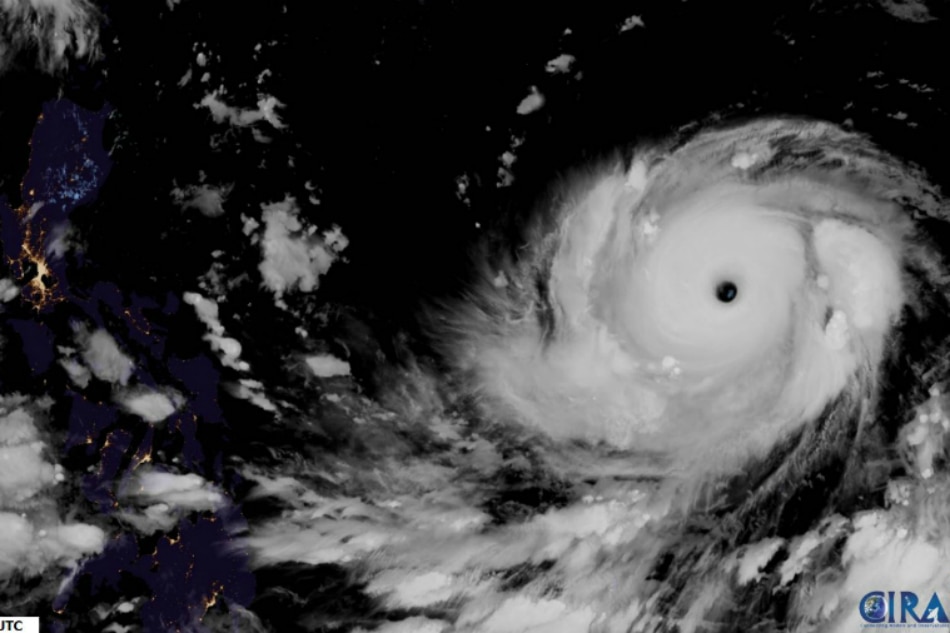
[[242, 214, 261, 239], [455, 174, 471, 206], [496, 136, 525, 188], [516, 86, 545, 115], [619, 14, 645, 32], [197, 90, 287, 131], [545, 54, 575, 74], [183, 291, 250, 371]]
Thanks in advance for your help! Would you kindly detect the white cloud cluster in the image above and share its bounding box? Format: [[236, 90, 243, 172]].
[[473, 596, 595, 633], [171, 183, 232, 218], [45, 221, 74, 259], [197, 90, 286, 130], [820, 509, 950, 633], [778, 515, 847, 587], [183, 291, 250, 371], [236, 370, 950, 633], [732, 538, 785, 585], [0, 512, 35, 577], [0, 442, 57, 505], [0, 512, 106, 578], [545, 53, 575, 74], [227, 379, 278, 412], [118, 389, 182, 423], [119, 468, 227, 534], [0, 399, 106, 580], [241, 471, 321, 508], [58, 346, 92, 387], [878, 0, 935, 23], [241, 465, 651, 631], [0, 277, 19, 302], [0, 0, 101, 75], [63, 331, 185, 425], [619, 14, 645, 32], [129, 470, 225, 510], [367, 571, 456, 608], [305, 354, 350, 378], [256, 196, 348, 303], [81, 328, 135, 385], [516, 86, 545, 115], [1, 403, 56, 508], [0, 406, 39, 444], [353, 617, 447, 633]]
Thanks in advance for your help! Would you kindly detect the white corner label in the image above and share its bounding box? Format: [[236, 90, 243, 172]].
[[0, 618, 40, 633]]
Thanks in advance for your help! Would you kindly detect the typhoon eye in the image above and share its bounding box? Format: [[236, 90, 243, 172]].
[[715, 280, 738, 303]]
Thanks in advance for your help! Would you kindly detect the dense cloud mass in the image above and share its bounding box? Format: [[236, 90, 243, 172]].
[[446, 120, 923, 468], [0, 0, 100, 74], [425, 118, 950, 631], [0, 398, 106, 583]]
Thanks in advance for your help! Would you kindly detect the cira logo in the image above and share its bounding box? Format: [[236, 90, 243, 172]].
[[860, 591, 950, 625]]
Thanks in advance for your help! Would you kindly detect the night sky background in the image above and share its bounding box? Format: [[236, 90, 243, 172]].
[[2, 1, 950, 632]]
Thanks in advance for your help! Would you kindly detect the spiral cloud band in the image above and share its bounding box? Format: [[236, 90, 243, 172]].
[[414, 117, 950, 630], [238, 118, 950, 633], [450, 119, 930, 473]]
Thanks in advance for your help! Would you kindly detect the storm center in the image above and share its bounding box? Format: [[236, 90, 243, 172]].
[[715, 280, 739, 303]]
